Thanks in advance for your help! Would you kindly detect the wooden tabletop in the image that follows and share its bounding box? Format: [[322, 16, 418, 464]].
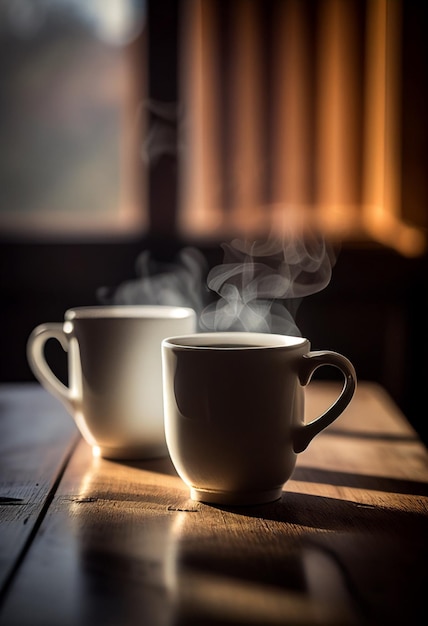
[[0, 381, 427, 626]]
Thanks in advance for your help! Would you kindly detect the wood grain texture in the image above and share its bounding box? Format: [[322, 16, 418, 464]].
[[0, 384, 79, 593], [0, 381, 427, 625]]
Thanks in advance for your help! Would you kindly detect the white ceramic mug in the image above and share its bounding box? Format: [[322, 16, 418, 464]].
[[162, 332, 357, 505], [27, 305, 197, 460]]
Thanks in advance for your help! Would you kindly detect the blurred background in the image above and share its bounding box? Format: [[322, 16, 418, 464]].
[[0, 0, 427, 443]]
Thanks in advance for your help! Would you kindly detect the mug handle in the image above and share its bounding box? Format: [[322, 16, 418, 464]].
[[27, 323, 75, 415], [293, 351, 357, 453]]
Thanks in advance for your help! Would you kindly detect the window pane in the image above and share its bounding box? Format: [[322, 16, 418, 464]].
[[0, 0, 147, 238]]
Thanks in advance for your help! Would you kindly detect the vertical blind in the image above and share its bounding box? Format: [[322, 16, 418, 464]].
[[178, 0, 425, 256]]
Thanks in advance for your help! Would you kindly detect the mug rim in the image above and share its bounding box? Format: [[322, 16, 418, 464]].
[[162, 332, 308, 350], [65, 305, 196, 321]]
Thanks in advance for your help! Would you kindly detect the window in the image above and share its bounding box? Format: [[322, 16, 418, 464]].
[[0, 0, 146, 238], [0, 0, 426, 256]]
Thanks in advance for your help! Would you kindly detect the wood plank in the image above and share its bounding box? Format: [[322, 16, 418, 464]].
[[0, 382, 427, 625], [0, 383, 79, 593], [305, 380, 419, 437]]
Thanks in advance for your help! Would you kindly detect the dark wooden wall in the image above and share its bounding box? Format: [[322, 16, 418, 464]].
[[1, 239, 427, 446]]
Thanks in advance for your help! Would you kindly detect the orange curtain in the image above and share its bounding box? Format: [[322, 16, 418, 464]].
[[179, 0, 425, 257]]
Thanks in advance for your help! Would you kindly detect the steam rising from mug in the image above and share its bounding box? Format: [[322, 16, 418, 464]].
[[98, 231, 337, 336], [200, 234, 337, 335], [97, 247, 208, 315]]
